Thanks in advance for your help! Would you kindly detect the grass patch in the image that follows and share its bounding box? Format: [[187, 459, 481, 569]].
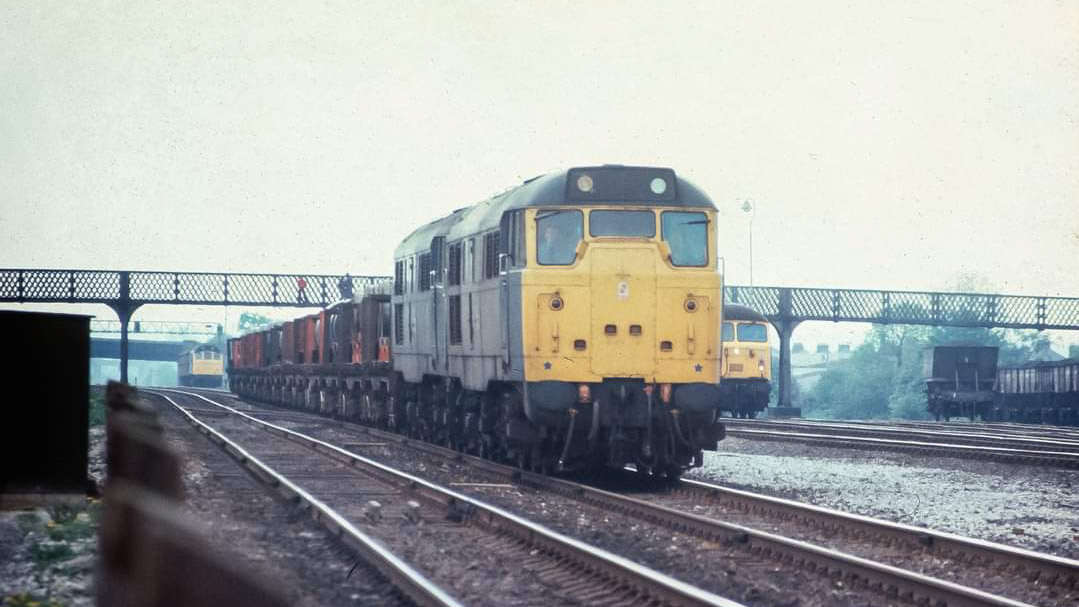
[[44, 501, 100, 542], [88, 392, 105, 427], [29, 542, 75, 568], [3, 593, 67, 607], [46, 504, 78, 525]]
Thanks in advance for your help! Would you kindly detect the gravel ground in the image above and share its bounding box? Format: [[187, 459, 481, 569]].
[[692, 437, 1079, 558], [164, 404, 584, 607], [281, 418, 921, 607], [0, 426, 104, 607], [152, 396, 426, 607]]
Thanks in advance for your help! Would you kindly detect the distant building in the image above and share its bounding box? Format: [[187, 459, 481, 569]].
[[787, 341, 854, 392]]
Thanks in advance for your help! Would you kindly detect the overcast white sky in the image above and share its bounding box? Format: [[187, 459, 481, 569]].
[[1, 1, 1077, 345]]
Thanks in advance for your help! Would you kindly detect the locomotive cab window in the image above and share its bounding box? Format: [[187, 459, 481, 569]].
[[737, 323, 768, 342], [721, 322, 734, 341], [661, 211, 709, 267], [589, 210, 656, 237], [536, 209, 582, 265]]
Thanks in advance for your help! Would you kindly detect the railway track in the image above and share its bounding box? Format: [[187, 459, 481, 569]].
[[720, 421, 1079, 468], [824, 418, 1079, 441], [725, 419, 1079, 452], [176, 388, 1076, 607], [147, 389, 744, 607]]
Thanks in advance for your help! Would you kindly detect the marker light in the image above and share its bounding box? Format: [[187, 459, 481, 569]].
[[650, 177, 667, 194], [758, 360, 766, 372], [577, 384, 591, 403], [577, 174, 594, 192]]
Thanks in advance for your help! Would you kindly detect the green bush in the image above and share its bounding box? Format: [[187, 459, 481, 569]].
[[88, 392, 106, 427]]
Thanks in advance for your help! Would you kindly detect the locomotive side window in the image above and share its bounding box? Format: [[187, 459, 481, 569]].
[[661, 211, 709, 267], [394, 260, 404, 295], [536, 210, 582, 265], [589, 210, 655, 237], [737, 323, 768, 342]]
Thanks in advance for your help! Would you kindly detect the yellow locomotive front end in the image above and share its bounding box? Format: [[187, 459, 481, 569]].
[[179, 344, 224, 388], [516, 167, 724, 475], [719, 304, 772, 418]]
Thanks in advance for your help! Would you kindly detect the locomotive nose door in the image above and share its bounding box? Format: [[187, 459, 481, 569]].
[[590, 246, 656, 377]]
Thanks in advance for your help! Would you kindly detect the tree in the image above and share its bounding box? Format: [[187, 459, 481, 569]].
[[797, 271, 1060, 420], [238, 311, 274, 334], [804, 342, 896, 419]]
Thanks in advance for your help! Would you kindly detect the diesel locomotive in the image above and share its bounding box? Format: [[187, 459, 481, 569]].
[[718, 303, 772, 418], [229, 165, 727, 477], [178, 343, 224, 388]]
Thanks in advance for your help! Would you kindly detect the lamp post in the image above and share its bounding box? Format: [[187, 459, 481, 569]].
[[741, 199, 755, 286]]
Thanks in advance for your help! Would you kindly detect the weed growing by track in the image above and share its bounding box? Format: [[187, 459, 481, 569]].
[[1, 499, 100, 606], [88, 393, 105, 427]]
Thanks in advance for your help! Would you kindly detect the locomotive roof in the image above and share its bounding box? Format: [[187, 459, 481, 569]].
[[723, 303, 767, 322], [395, 165, 716, 257]]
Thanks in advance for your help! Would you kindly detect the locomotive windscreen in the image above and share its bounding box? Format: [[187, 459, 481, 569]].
[[566, 167, 677, 202]]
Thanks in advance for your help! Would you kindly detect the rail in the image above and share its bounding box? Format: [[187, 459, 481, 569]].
[[156, 389, 746, 607]]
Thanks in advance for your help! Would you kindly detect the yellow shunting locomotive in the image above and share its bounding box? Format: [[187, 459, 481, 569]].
[[719, 304, 772, 418]]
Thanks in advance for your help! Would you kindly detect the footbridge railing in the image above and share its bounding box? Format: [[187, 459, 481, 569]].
[[3, 269, 1077, 403]]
